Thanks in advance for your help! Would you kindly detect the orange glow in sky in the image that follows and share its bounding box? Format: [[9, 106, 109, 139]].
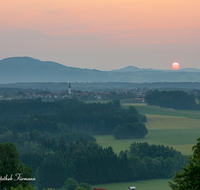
[[0, 0, 200, 70]]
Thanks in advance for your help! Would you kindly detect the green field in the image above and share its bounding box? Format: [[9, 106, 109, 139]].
[[123, 103, 200, 120], [92, 179, 171, 190], [95, 114, 200, 155], [95, 104, 200, 156]]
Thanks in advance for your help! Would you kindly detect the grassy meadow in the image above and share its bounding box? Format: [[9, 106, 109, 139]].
[[95, 115, 200, 155], [95, 103, 200, 155], [92, 179, 171, 190]]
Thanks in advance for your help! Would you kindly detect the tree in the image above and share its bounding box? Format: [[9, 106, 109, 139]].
[[169, 137, 200, 189], [127, 106, 138, 115], [35, 156, 67, 189], [63, 178, 79, 190], [76, 187, 86, 190], [113, 123, 148, 139], [0, 142, 33, 190], [79, 182, 91, 190], [10, 184, 35, 190]]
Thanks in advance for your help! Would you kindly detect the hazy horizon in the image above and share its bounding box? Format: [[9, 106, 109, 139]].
[[1, 56, 200, 72]]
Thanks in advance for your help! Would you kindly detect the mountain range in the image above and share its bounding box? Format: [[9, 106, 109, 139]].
[[111, 66, 200, 73], [0, 57, 200, 83]]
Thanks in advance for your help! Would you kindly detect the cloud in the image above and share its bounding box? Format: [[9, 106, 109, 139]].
[[101, 33, 140, 40], [43, 11, 65, 15], [48, 29, 95, 36], [166, 40, 175, 42], [101, 36, 120, 40], [111, 25, 134, 30], [123, 34, 140, 37], [147, 41, 159, 43]]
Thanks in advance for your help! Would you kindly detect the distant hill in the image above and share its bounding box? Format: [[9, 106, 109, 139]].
[[110, 66, 142, 72], [0, 57, 107, 83], [110, 65, 158, 72], [0, 57, 200, 83], [179, 68, 200, 72], [111, 66, 200, 73]]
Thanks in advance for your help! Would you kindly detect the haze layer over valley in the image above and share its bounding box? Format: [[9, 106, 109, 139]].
[[1, 57, 200, 83]]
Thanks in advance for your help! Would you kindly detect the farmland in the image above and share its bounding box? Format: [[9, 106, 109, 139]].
[[93, 103, 200, 190], [95, 114, 200, 155]]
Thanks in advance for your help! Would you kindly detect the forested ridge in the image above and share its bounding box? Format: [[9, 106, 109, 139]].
[[0, 98, 147, 137], [0, 99, 188, 189]]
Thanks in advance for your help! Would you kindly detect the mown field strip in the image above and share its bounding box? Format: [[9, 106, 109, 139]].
[[92, 179, 171, 190], [123, 103, 200, 120], [146, 114, 200, 129]]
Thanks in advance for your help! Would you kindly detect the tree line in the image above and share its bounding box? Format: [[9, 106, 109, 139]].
[[2, 138, 200, 190], [0, 99, 147, 141], [145, 90, 198, 109], [19, 139, 188, 189]]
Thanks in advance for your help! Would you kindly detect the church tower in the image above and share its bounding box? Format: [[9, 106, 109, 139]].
[[68, 83, 72, 95]]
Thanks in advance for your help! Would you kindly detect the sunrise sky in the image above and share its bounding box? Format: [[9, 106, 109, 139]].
[[0, 0, 200, 70]]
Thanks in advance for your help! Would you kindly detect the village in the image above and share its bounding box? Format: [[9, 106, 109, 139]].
[[2, 83, 146, 103]]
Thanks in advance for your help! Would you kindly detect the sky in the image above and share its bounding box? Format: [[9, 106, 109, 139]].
[[0, 0, 200, 71]]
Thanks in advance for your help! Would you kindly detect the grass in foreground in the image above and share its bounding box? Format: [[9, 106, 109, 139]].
[[92, 179, 171, 190]]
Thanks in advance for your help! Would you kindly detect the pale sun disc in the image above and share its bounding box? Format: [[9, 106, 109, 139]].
[[172, 62, 180, 69]]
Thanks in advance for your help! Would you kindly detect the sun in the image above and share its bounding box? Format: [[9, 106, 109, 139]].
[[172, 62, 180, 69]]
